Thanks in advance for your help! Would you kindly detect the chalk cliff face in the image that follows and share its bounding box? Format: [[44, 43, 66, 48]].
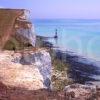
[[0, 9, 36, 50], [16, 28, 36, 47], [0, 49, 51, 90]]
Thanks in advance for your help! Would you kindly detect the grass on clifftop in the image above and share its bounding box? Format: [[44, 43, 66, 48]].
[[49, 49, 73, 90], [51, 58, 73, 90]]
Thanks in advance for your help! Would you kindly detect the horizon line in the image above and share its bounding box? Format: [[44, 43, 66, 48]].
[[31, 18, 100, 20]]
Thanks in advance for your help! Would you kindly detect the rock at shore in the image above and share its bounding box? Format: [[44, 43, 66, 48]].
[[0, 49, 51, 90], [64, 83, 98, 99]]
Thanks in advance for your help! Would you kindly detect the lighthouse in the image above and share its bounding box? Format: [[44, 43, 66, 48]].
[[54, 29, 58, 38]]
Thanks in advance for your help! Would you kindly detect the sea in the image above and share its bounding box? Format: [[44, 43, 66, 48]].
[[33, 19, 100, 62], [33, 19, 100, 84]]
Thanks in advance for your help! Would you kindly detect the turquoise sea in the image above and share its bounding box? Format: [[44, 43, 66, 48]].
[[33, 19, 100, 61]]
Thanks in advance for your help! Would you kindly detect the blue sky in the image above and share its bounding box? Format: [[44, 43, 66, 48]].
[[0, 0, 100, 19]]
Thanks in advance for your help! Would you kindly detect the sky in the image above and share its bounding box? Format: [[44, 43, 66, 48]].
[[0, 0, 100, 19]]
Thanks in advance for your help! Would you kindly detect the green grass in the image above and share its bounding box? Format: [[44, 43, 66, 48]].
[[49, 49, 73, 90], [4, 37, 21, 50], [52, 58, 69, 71]]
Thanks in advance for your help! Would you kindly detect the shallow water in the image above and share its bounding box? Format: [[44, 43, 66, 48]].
[[33, 19, 100, 61]]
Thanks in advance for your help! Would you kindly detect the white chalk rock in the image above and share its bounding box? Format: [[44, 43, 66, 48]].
[[0, 50, 51, 90]]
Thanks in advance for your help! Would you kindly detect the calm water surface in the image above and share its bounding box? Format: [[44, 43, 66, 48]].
[[33, 19, 100, 61]]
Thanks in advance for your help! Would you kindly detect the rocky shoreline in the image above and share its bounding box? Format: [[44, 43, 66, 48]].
[[0, 82, 100, 100]]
